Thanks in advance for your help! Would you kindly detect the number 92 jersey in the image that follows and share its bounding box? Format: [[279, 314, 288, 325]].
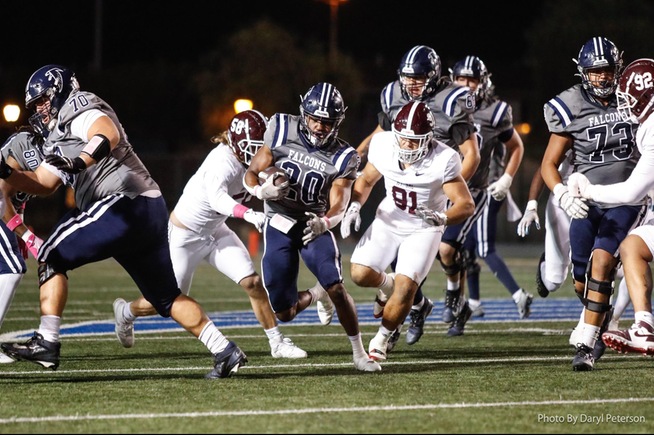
[[544, 84, 639, 189]]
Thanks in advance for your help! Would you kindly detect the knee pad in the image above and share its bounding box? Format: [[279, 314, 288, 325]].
[[38, 263, 67, 286], [461, 249, 480, 276], [581, 276, 614, 313], [439, 248, 463, 276]]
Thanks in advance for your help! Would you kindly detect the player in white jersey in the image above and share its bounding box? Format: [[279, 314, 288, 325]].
[[0, 65, 247, 379], [540, 38, 643, 371], [567, 58, 654, 356], [341, 101, 474, 361], [108, 110, 306, 359], [0, 126, 46, 363], [355, 45, 479, 347], [244, 82, 381, 372]]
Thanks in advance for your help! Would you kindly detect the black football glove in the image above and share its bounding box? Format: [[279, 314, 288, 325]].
[[45, 154, 87, 174], [0, 155, 13, 179]]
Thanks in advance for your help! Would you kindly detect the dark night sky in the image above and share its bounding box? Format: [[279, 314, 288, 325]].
[[1, 0, 537, 75]]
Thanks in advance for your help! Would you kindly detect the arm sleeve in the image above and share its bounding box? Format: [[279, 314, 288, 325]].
[[591, 144, 654, 204]]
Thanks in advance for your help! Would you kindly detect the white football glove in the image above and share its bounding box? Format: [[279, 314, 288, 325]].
[[340, 201, 361, 238], [553, 183, 589, 219], [243, 209, 266, 233], [516, 200, 540, 237], [255, 171, 290, 201], [487, 173, 513, 201], [566, 172, 596, 200], [302, 212, 329, 245], [415, 203, 448, 226]]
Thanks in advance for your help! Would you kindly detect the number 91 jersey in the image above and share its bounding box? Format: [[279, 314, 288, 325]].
[[368, 131, 461, 231], [544, 84, 639, 189]]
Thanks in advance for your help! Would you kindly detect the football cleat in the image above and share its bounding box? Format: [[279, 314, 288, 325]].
[[514, 289, 534, 319], [442, 289, 461, 323], [572, 343, 594, 371], [373, 289, 388, 319], [602, 320, 654, 356], [354, 355, 382, 372], [1, 332, 60, 370], [368, 333, 389, 362], [535, 252, 549, 298], [113, 298, 135, 348], [270, 337, 308, 359], [468, 299, 485, 318], [206, 341, 248, 379], [386, 324, 403, 354], [447, 300, 472, 337], [406, 298, 433, 345]]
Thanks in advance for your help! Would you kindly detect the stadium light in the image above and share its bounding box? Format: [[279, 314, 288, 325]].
[[516, 122, 531, 135], [3, 104, 20, 123], [234, 99, 253, 113]]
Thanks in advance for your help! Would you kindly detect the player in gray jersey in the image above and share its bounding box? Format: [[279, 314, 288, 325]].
[[449, 58, 533, 320], [354, 45, 480, 347], [0, 65, 247, 379], [244, 82, 381, 372], [540, 37, 642, 371], [0, 126, 45, 363]]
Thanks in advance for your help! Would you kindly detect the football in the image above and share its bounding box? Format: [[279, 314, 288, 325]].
[[258, 166, 289, 186]]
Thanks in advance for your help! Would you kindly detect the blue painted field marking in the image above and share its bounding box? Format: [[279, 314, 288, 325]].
[[29, 297, 632, 338]]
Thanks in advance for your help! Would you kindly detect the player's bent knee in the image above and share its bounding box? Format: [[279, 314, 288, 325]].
[[37, 262, 67, 286]]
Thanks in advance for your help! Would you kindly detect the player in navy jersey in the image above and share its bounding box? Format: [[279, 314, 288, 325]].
[[568, 58, 654, 357], [0, 65, 247, 379], [449, 58, 534, 320], [0, 126, 46, 363], [540, 38, 642, 371], [243, 82, 381, 372], [355, 45, 480, 347]]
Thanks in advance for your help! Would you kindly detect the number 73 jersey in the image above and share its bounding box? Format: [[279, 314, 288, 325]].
[[368, 131, 462, 231], [544, 84, 639, 188]]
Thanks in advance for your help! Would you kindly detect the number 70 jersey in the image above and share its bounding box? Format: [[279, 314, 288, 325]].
[[368, 131, 462, 231]]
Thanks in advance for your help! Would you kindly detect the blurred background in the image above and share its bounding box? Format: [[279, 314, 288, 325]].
[[1, 0, 653, 247]]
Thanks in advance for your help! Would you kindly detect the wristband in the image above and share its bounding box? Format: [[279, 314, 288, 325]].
[[323, 216, 331, 229], [232, 204, 249, 219], [6, 214, 23, 231]]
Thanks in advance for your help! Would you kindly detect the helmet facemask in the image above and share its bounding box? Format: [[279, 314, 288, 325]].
[[393, 131, 432, 164], [298, 83, 346, 149]]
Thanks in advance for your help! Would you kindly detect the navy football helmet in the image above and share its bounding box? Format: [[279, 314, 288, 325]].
[[299, 82, 347, 148], [449, 55, 491, 102], [25, 65, 79, 131], [574, 37, 623, 99], [226, 110, 268, 165], [392, 101, 434, 164], [616, 58, 654, 124], [398, 45, 441, 101]]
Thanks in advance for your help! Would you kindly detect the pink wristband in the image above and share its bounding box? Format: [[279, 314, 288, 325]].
[[232, 204, 249, 219], [323, 216, 331, 229], [6, 214, 23, 231]]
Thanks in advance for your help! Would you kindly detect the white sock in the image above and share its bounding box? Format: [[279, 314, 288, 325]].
[[0, 274, 21, 328], [348, 333, 367, 359], [38, 315, 61, 343], [378, 272, 394, 297], [123, 301, 136, 322], [540, 262, 560, 292], [199, 322, 229, 354], [265, 326, 283, 343], [612, 279, 631, 322], [580, 323, 600, 348], [635, 311, 654, 328], [411, 297, 425, 311], [307, 281, 326, 304], [512, 290, 523, 304], [447, 280, 459, 291]]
